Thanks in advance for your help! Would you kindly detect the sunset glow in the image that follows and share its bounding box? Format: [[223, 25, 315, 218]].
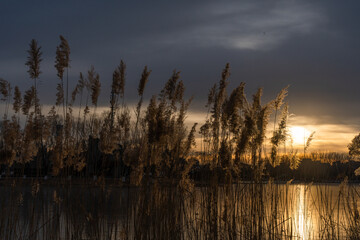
[[289, 126, 311, 146]]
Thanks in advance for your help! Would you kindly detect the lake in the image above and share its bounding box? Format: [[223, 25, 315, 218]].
[[0, 180, 359, 239]]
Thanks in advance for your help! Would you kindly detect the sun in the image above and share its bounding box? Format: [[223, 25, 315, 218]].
[[289, 126, 311, 145]]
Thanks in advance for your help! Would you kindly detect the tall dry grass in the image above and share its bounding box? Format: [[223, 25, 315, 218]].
[[1, 38, 360, 240]]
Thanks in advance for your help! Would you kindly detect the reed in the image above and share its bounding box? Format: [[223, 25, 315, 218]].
[[1, 38, 360, 240]]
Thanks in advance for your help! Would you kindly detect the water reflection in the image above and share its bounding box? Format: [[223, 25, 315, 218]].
[[297, 185, 310, 240], [0, 182, 359, 239]]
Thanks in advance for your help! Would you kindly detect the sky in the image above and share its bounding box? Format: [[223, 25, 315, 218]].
[[1, 0, 360, 152]]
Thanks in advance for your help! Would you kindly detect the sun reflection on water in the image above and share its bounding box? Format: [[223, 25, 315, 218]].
[[297, 185, 310, 240]]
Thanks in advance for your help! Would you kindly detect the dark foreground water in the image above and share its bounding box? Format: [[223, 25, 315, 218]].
[[0, 180, 359, 240]]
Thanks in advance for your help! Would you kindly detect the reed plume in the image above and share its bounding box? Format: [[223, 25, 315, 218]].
[[72, 73, 87, 103], [254, 103, 272, 163], [25, 39, 42, 119], [236, 111, 256, 159], [55, 46, 65, 80], [206, 84, 217, 110], [25, 39, 42, 81], [270, 103, 288, 166], [59, 35, 70, 67], [0, 78, 10, 101], [273, 86, 288, 131], [138, 66, 151, 97], [211, 63, 230, 165], [85, 66, 101, 137], [13, 86, 22, 114], [304, 131, 315, 153], [226, 83, 245, 134], [55, 35, 71, 120], [109, 61, 126, 133], [0, 78, 11, 118], [135, 66, 151, 137], [118, 60, 126, 99], [184, 123, 198, 157], [72, 73, 89, 136], [89, 66, 101, 107], [22, 86, 35, 116]]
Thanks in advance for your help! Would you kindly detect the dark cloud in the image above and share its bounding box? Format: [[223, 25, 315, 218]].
[[1, 0, 360, 126]]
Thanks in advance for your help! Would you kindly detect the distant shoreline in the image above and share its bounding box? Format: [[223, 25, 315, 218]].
[[0, 177, 358, 187]]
